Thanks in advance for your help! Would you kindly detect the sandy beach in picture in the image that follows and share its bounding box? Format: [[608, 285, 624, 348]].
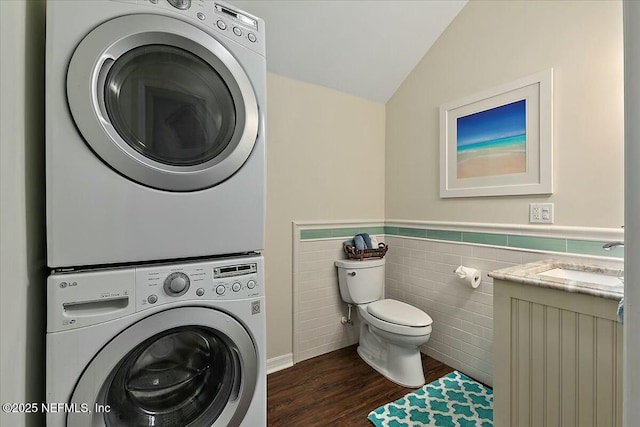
[[456, 99, 527, 179], [457, 135, 526, 179]]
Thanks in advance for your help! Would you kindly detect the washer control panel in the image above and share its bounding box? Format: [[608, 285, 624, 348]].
[[47, 255, 263, 331], [136, 256, 263, 311]]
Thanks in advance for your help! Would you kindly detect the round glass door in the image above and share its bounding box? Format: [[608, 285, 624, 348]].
[[101, 327, 236, 426], [67, 307, 258, 427], [67, 14, 260, 191], [104, 45, 236, 167]]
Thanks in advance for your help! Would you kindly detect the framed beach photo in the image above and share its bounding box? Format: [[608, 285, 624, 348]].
[[439, 69, 553, 198]]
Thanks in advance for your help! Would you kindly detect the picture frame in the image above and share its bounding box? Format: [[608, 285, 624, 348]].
[[439, 69, 553, 198]]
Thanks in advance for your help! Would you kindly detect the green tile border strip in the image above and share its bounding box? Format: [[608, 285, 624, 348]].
[[300, 226, 385, 241], [300, 226, 623, 259], [507, 235, 567, 253]]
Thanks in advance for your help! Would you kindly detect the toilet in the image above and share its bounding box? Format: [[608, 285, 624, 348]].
[[335, 258, 433, 388]]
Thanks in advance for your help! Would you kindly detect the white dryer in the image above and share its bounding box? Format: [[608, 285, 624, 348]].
[[46, 255, 266, 427], [46, 0, 266, 268]]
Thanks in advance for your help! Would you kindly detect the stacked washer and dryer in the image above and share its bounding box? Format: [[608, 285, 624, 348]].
[[44, 1, 267, 426]]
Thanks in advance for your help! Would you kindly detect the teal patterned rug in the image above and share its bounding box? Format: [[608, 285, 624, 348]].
[[367, 371, 493, 427]]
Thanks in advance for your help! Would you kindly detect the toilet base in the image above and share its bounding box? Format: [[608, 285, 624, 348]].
[[357, 323, 427, 388]]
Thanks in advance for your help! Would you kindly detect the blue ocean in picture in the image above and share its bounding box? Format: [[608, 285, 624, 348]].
[[456, 100, 527, 179], [457, 134, 526, 153]]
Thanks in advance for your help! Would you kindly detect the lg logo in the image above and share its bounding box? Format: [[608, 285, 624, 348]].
[[59, 281, 78, 288]]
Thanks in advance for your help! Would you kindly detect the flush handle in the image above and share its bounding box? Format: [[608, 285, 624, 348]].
[[348, 271, 356, 276]]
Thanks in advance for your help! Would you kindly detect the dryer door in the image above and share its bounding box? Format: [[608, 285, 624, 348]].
[[67, 307, 258, 427], [67, 14, 259, 192]]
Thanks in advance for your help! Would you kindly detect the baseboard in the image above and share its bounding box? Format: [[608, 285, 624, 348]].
[[266, 353, 294, 375]]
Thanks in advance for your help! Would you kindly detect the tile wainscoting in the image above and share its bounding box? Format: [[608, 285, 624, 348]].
[[292, 221, 623, 386], [293, 221, 386, 363]]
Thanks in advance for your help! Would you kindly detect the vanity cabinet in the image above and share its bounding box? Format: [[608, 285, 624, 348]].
[[493, 279, 622, 427]]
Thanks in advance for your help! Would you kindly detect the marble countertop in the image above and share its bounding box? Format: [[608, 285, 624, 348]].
[[489, 259, 624, 300]]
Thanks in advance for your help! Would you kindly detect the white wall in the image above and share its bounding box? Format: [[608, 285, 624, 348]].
[[265, 74, 386, 358], [0, 1, 47, 426], [386, 0, 623, 228]]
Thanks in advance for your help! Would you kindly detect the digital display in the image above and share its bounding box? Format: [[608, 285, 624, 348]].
[[213, 263, 257, 278], [215, 4, 258, 30]]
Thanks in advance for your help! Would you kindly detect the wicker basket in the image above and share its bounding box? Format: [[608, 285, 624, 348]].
[[343, 243, 388, 260]]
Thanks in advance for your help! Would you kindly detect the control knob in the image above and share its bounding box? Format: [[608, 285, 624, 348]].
[[163, 272, 190, 296], [167, 0, 191, 10]]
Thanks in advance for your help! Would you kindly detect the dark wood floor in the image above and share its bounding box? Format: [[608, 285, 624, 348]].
[[266, 345, 454, 427]]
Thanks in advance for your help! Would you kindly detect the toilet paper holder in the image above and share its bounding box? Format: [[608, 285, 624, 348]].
[[453, 265, 481, 289], [453, 265, 478, 275]]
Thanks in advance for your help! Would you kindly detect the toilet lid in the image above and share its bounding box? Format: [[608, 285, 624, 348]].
[[367, 299, 432, 327]]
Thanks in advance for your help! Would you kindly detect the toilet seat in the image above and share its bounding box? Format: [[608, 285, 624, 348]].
[[357, 300, 432, 337], [367, 299, 432, 327]]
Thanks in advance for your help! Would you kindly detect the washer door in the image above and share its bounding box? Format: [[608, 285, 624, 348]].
[[67, 14, 259, 191], [68, 307, 257, 427]]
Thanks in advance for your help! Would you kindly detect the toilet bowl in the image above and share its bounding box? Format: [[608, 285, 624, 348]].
[[335, 259, 433, 387]]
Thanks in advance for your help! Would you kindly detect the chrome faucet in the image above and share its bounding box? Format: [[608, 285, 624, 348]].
[[602, 241, 624, 251]]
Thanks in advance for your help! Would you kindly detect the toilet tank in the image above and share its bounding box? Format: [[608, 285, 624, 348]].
[[334, 258, 385, 304]]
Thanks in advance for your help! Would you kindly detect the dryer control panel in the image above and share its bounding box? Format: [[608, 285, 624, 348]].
[[111, 0, 265, 56]]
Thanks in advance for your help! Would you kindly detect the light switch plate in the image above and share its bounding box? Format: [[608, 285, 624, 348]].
[[530, 203, 554, 223]]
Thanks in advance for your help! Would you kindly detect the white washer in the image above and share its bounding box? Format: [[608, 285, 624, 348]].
[[46, 255, 266, 427], [45, 0, 266, 268]]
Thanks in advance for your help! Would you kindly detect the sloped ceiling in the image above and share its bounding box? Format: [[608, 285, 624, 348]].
[[228, 0, 467, 102]]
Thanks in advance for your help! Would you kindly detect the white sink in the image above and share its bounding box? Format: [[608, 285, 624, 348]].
[[538, 268, 623, 287]]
